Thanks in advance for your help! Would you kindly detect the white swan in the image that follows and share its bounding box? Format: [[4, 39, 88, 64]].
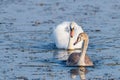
[[53, 21, 84, 50]]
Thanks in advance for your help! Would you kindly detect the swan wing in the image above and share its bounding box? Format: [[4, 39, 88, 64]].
[[53, 22, 70, 49]]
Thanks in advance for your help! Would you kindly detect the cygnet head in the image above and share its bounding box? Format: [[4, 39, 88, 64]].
[[74, 32, 88, 45]]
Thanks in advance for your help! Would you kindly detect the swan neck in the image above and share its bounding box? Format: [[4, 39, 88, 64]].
[[82, 39, 88, 54], [67, 37, 74, 50], [80, 38, 89, 61]]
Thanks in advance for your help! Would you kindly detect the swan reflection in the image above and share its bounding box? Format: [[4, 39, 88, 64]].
[[70, 67, 88, 80], [53, 50, 81, 61]]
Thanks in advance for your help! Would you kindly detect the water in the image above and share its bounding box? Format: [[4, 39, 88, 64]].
[[0, 0, 120, 80]]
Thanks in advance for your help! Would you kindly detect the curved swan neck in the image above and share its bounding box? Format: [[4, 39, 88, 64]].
[[79, 35, 89, 64], [82, 38, 88, 54]]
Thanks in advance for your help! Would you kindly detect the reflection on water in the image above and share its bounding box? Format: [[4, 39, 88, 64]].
[[53, 50, 81, 61], [53, 50, 89, 80], [70, 67, 88, 80]]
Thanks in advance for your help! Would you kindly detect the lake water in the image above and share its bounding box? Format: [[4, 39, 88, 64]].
[[0, 0, 120, 80]]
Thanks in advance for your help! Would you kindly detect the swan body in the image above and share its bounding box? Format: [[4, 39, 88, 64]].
[[67, 53, 93, 66], [67, 33, 93, 66], [53, 21, 83, 49]]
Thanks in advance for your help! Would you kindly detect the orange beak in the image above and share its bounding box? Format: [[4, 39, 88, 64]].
[[70, 29, 74, 38]]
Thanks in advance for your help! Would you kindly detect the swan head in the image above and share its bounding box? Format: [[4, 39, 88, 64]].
[[74, 32, 88, 45], [69, 22, 76, 38]]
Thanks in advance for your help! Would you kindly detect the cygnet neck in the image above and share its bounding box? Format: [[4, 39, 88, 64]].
[[78, 35, 89, 65]]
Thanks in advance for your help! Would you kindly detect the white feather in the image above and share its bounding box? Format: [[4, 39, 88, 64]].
[[53, 21, 83, 49]]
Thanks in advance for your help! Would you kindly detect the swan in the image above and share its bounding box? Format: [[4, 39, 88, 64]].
[[66, 32, 93, 66], [53, 21, 84, 50]]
